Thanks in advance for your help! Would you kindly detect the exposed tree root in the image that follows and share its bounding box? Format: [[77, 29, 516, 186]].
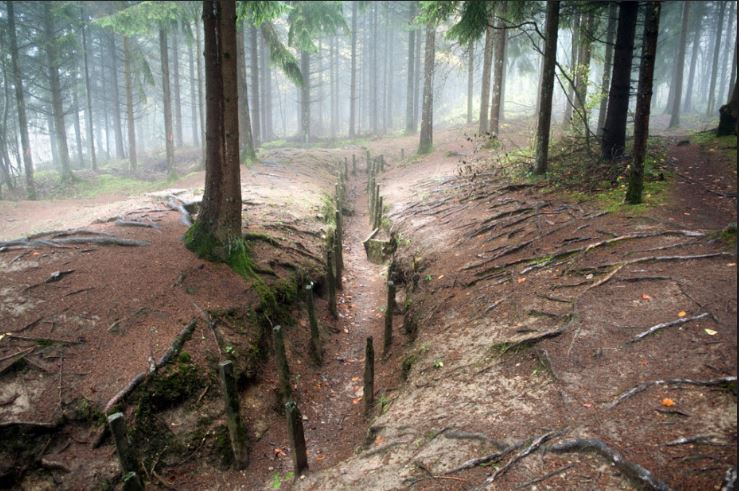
[[103, 319, 197, 413], [115, 218, 160, 229], [629, 312, 711, 342], [605, 376, 736, 409], [665, 435, 728, 447], [0, 235, 148, 250], [548, 438, 672, 491], [444, 442, 522, 475], [721, 467, 736, 491], [166, 195, 195, 226], [2, 333, 82, 345], [515, 463, 575, 489], [580, 252, 734, 274], [486, 430, 562, 483]]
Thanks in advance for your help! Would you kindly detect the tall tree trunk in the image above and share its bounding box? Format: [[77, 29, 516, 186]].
[[490, 5, 507, 136], [236, 26, 256, 161], [601, 1, 638, 159], [404, 1, 417, 134], [330, 36, 337, 139], [563, 13, 580, 127], [418, 22, 435, 154], [706, 1, 727, 116], [383, 2, 391, 134], [260, 31, 272, 141], [626, 1, 660, 204], [349, 1, 358, 138], [730, 30, 738, 101], [667, 1, 690, 127], [98, 36, 110, 159], [597, 1, 617, 137], [109, 33, 125, 159], [196, 20, 206, 166], [188, 33, 199, 146], [413, 23, 422, 132], [159, 28, 176, 178], [172, 26, 183, 147], [44, 3, 74, 182], [249, 26, 261, 146], [72, 82, 83, 168], [301, 51, 311, 143], [123, 36, 137, 172], [479, 22, 494, 134], [467, 41, 474, 124], [683, 1, 703, 113], [7, 0, 36, 198], [47, 112, 59, 168], [81, 11, 96, 171], [188, 0, 244, 264], [573, 11, 594, 135], [534, 1, 560, 175], [371, 4, 379, 134], [718, 2, 736, 105], [317, 39, 325, 136]]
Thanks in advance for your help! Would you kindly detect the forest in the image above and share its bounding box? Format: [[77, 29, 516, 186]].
[[0, 0, 736, 489]]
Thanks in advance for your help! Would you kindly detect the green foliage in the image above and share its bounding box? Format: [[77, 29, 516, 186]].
[[260, 22, 304, 86], [287, 1, 348, 53], [270, 471, 295, 489], [95, 1, 185, 35], [238, 1, 291, 27]]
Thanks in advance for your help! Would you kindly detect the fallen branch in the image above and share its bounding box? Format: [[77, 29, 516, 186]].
[[486, 430, 561, 483], [103, 319, 197, 413], [548, 438, 672, 491], [664, 435, 728, 447], [629, 312, 710, 343], [166, 196, 193, 226], [2, 333, 83, 345], [515, 463, 575, 489], [0, 236, 148, 250], [605, 376, 736, 409], [40, 457, 71, 473], [0, 346, 35, 363]]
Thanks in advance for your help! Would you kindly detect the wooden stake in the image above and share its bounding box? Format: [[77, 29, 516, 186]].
[[352, 154, 357, 175], [272, 326, 293, 406], [285, 400, 309, 476], [379, 155, 385, 171], [364, 336, 375, 416], [383, 281, 395, 355], [374, 196, 383, 230], [401, 148, 405, 160], [326, 238, 338, 319], [344, 157, 349, 178], [107, 412, 144, 490], [334, 210, 344, 289], [218, 360, 249, 469], [305, 283, 322, 365]]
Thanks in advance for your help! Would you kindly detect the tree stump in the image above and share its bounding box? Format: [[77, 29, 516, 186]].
[[107, 412, 144, 490]]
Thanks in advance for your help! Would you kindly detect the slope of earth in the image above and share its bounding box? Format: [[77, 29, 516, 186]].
[[296, 125, 737, 490], [0, 146, 397, 489]]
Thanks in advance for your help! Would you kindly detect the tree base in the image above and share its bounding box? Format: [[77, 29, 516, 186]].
[[717, 104, 737, 136], [184, 222, 255, 279]]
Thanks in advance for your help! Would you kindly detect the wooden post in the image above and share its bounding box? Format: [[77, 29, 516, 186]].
[[305, 283, 322, 365], [401, 148, 405, 160], [107, 412, 144, 491], [379, 155, 385, 171], [344, 157, 349, 178], [374, 196, 383, 230], [334, 210, 343, 289], [366, 148, 371, 172], [352, 154, 357, 175], [383, 281, 395, 355], [218, 360, 249, 469], [326, 237, 338, 319], [285, 400, 309, 476], [335, 182, 342, 210], [364, 336, 374, 416], [272, 326, 293, 405]]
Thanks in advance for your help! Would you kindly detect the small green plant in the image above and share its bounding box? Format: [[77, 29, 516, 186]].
[[270, 470, 295, 488], [378, 394, 392, 414], [424, 274, 432, 282], [432, 359, 444, 369], [224, 345, 235, 356]]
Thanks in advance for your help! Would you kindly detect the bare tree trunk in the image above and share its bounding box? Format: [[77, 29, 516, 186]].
[[683, 2, 703, 113], [188, 0, 243, 261], [7, 1, 36, 198], [249, 26, 261, 146], [730, 30, 738, 100], [371, 4, 379, 134], [667, 1, 690, 127], [261, 32, 272, 141], [195, 20, 205, 165], [534, 1, 560, 175], [349, 1, 358, 138], [72, 83, 83, 168], [188, 33, 199, 146], [706, 1, 727, 116], [479, 22, 494, 134], [573, 11, 594, 135], [563, 12, 580, 128], [80, 9, 96, 172], [718, 2, 736, 105], [597, 2, 617, 137], [404, 1, 417, 134], [99, 38, 110, 160], [159, 28, 176, 178], [330, 36, 337, 139], [236, 26, 256, 161], [44, 3, 74, 182], [467, 41, 474, 124], [172, 26, 183, 147], [317, 39, 325, 136], [626, 2, 660, 204], [418, 22, 435, 154], [601, 1, 638, 159], [123, 36, 137, 172], [383, 1, 391, 134], [490, 5, 507, 136], [413, 24, 421, 132], [108, 33, 125, 159], [301, 51, 311, 143]]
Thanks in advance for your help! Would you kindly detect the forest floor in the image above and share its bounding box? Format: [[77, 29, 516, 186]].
[[0, 120, 736, 490]]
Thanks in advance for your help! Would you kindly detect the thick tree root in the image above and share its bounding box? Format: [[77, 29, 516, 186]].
[[629, 312, 710, 342], [486, 430, 561, 483], [103, 319, 197, 413], [721, 467, 736, 491], [605, 376, 736, 409], [665, 435, 728, 447], [514, 463, 575, 489], [443, 442, 522, 475], [549, 439, 672, 490], [0, 235, 148, 250], [115, 218, 159, 229]]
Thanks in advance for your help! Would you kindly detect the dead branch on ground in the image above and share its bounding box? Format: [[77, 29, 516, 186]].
[[605, 376, 736, 409], [629, 312, 710, 342]]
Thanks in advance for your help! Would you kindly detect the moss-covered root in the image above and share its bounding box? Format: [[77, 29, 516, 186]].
[[184, 222, 256, 280]]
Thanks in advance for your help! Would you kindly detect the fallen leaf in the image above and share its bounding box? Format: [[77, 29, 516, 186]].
[[351, 376, 360, 382], [677, 311, 687, 318], [661, 398, 675, 407], [728, 263, 736, 267], [374, 435, 385, 446], [582, 402, 593, 408], [641, 293, 653, 301], [586, 273, 594, 280], [352, 397, 362, 405], [274, 447, 287, 458], [437, 274, 444, 280], [704, 328, 718, 336], [315, 455, 325, 462], [517, 277, 527, 284]]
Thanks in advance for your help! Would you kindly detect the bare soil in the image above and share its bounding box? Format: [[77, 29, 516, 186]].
[[0, 123, 736, 491]]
